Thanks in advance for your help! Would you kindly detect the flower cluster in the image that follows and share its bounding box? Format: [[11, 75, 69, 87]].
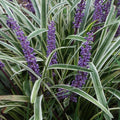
[[93, 0, 113, 32], [0, 61, 4, 69], [102, 0, 111, 22], [93, 0, 103, 22], [115, 0, 120, 37], [57, 88, 69, 100], [7, 16, 40, 81], [93, 0, 103, 31], [73, 0, 85, 34], [25, 0, 35, 14], [70, 32, 93, 102], [47, 21, 57, 65]]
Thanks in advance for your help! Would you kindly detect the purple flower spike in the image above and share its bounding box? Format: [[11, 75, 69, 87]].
[[93, 0, 112, 32], [115, 0, 120, 37], [57, 88, 69, 100], [102, 0, 111, 22], [47, 21, 57, 65], [57, 33, 93, 102], [93, 0, 103, 31], [26, 0, 35, 14], [7, 16, 40, 81], [0, 61, 4, 69], [70, 32, 93, 102], [73, 0, 86, 34]]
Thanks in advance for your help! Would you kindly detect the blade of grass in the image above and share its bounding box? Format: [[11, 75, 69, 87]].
[[93, 23, 119, 67], [89, 62, 111, 120], [31, 79, 42, 103], [27, 28, 48, 40], [31, 0, 40, 19], [105, 88, 120, 100], [34, 95, 43, 120], [48, 64, 92, 72], [97, 37, 120, 70], [65, 35, 86, 42], [0, 95, 29, 102]]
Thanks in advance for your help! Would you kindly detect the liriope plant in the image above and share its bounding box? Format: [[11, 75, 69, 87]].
[[0, 0, 120, 120]]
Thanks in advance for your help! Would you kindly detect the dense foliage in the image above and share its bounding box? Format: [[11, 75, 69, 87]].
[[0, 0, 120, 120]]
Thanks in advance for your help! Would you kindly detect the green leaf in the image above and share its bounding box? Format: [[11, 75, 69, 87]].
[[98, 1, 115, 46], [2, 0, 35, 30], [27, 28, 48, 40], [0, 0, 14, 18], [105, 88, 120, 100], [3, 106, 15, 113], [0, 41, 22, 56], [0, 104, 23, 108], [29, 115, 34, 120], [42, 46, 75, 77], [52, 84, 113, 118], [48, 2, 67, 17], [0, 115, 7, 120], [93, 21, 120, 35], [31, 0, 40, 19], [89, 62, 111, 120], [89, 63, 107, 105], [66, 0, 73, 6], [69, 0, 81, 13], [23, 79, 31, 97], [97, 37, 120, 70], [0, 55, 40, 79], [93, 23, 119, 67], [48, 64, 92, 73], [90, 107, 120, 120], [34, 95, 43, 120], [0, 95, 29, 102], [31, 79, 42, 103], [19, 5, 40, 25], [65, 35, 86, 42]]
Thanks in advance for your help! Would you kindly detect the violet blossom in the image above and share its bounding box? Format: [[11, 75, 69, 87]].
[[73, 0, 85, 34], [70, 32, 93, 102], [93, 0, 103, 32], [0, 61, 4, 69], [102, 0, 111, 22], [25, 0, 35, 14], [47, 21, 57, 65], [7, 16, 40, 81], [115, 0, 120, 37]]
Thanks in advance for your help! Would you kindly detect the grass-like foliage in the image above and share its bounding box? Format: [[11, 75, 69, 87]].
[[0, 0, 120, 120]]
